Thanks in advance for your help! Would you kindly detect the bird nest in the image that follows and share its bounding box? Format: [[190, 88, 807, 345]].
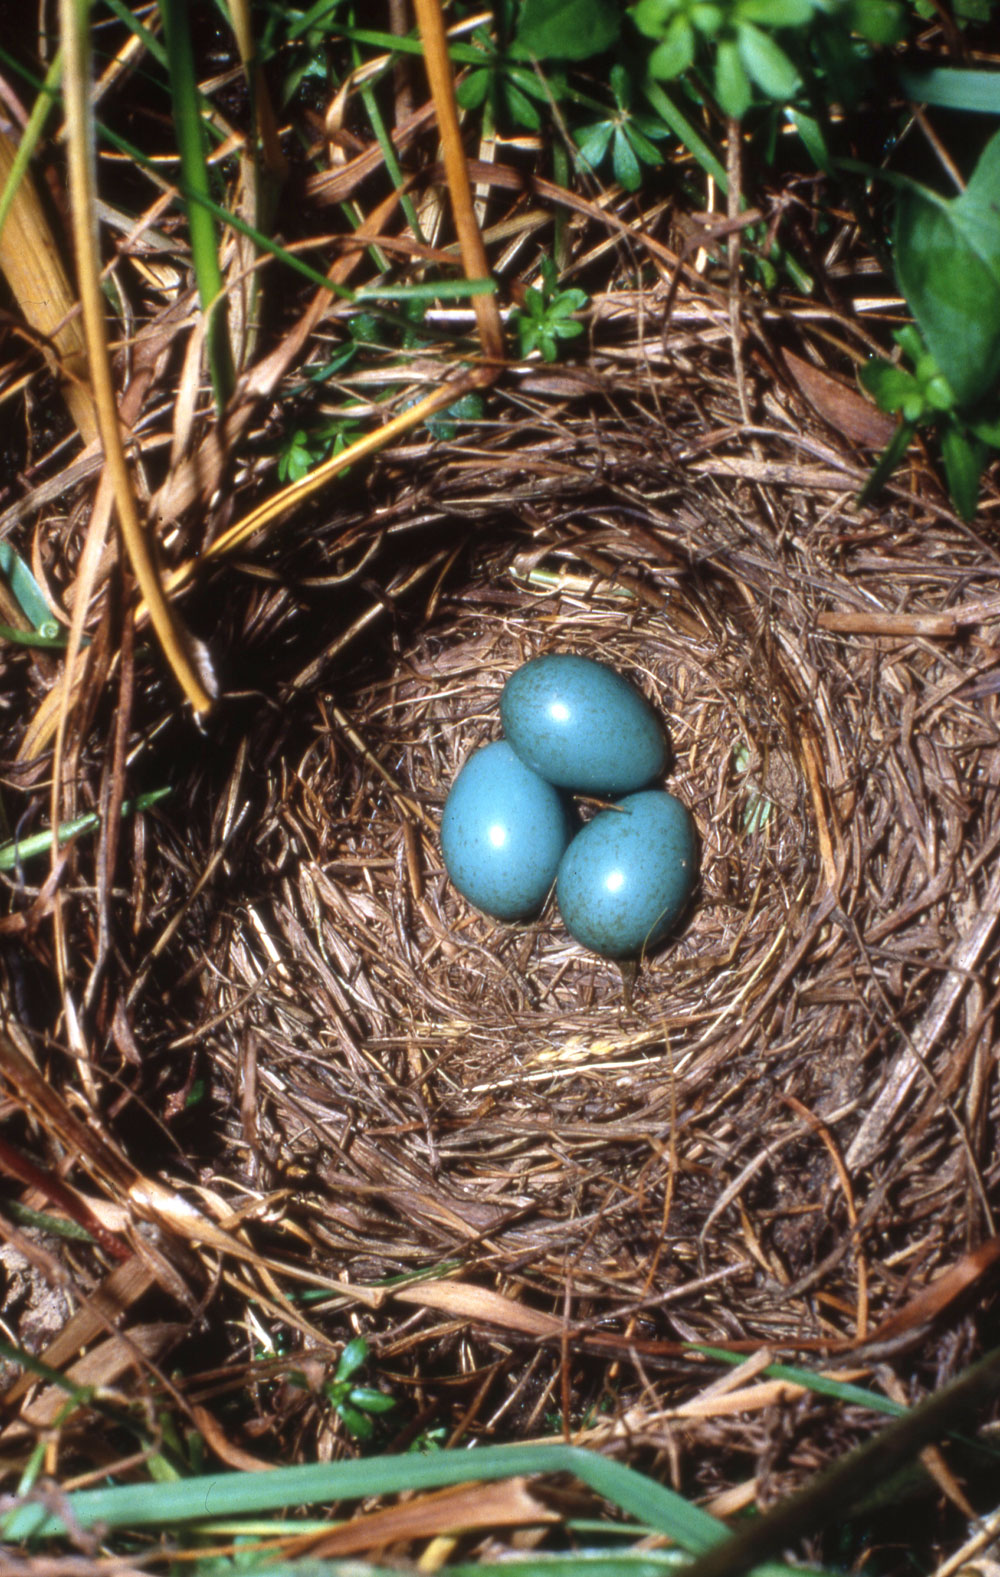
[[129, 365, 1000, 1347], [4, 324, 1000, 1507]]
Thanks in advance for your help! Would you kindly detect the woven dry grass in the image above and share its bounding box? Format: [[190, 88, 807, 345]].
[[2, 13, 1000, 1567]]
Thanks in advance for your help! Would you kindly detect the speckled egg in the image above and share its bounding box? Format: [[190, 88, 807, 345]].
[[556, 791, 697, 958], [500, 654, 668, 795], [441, 741, 575, 921]]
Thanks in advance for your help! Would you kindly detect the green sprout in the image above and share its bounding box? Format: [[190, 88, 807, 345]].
[[512, 257, 589, 363], [323, 1336, 396, 1442]]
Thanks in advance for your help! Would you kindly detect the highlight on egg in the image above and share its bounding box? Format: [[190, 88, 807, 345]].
[[500, 653, 668, 795], [555, 790, 698, 958], [440, 741, 575, 922]]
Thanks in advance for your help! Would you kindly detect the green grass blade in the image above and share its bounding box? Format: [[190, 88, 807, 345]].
[[0, 787, 171, 871], [157, 0, 236, 408], [100, 0, 169, 68], [0, 51, 63, 245], [640, 78, 727, 192], [898, 66, 1000, 115], [687, 1346, 907, 1420], [0, 1442, 816, 1573], [0, 543, 58, 633]]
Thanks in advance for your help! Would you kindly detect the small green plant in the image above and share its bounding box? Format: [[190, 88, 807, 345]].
[[456, 20, 563, 131], [322, 1336, 396, 1442], [574, 64, 670, 191], [277, 419, 362, 483], [512, 256, 589, 362], [631, 0, 905, 119], [859, 125, 1000, 520], [860, 326, 1000, 521]]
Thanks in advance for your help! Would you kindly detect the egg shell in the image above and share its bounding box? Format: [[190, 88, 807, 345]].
[[441, 741, 575, 922], [500, 654, 668, 794], [556, 790, 697, 958]]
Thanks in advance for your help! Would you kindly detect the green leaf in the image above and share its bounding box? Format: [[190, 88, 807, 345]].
[[504, 80, 543, 128], [613, 126, 642, 188], [894, 128, 1000, 408], [516, 0, 620, 59], [335, 1336, 369, 1383], [648, 17, 696, 78], [576, 120, 614, 169], [691, 3, 726, 34], [348, 1388, 397, 1414], [456, 68, 489, 109], [897, 66, 1000, 114], [857, 418, 916, 507], [0, 542, 55, 632], [715, 37, 752, 117], [941, 424, 986, 519], [337, 1404, 375, 1440], [623, 120, 664, 166], [736, 21, 801, 100], [858, 359, 921, 415], [609, 62, 631, 106], [631, 0, 682, 38], [739, 0, 815, 24], [787, 107, 832, 174], [971, 411, 1000, 444], [848, 0, 906, 43]]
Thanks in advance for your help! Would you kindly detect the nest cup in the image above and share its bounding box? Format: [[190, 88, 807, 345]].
[[325, 531, 813, 1093]]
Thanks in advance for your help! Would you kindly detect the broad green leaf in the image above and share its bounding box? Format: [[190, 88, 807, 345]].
[[552, 317, 586, 339], [715, 37, 751, 117], [648, 17, 696, 78], [631, 0, 682, 38], [576, 120, 614, 167], [849, 0, 906, 43], [736, 21, 800, 100], [505, 80, 543, 128], [335, 1336, 369, 1381], [348, 1388, 396, 1413], [456, 69, 489, 109], [941, 425, 986, 519], [858, 359, 921, 414], [971, 411, 1000, 444], [691, 1, 726, 34], [740, 0, 815, 24], [613, 126, 642, 188], [338, 1404, 375, 1440], [894, 129, 1000, 407], [516, 0, 620, 59]]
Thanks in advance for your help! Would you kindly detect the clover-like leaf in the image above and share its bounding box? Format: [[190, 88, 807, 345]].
[[576, 120, 615, 169]]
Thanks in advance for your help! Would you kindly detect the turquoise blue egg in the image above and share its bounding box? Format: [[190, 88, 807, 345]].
[[556, 791, 697, 958], [441, 742, 574, 921], [500, 654, 668, 795]]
